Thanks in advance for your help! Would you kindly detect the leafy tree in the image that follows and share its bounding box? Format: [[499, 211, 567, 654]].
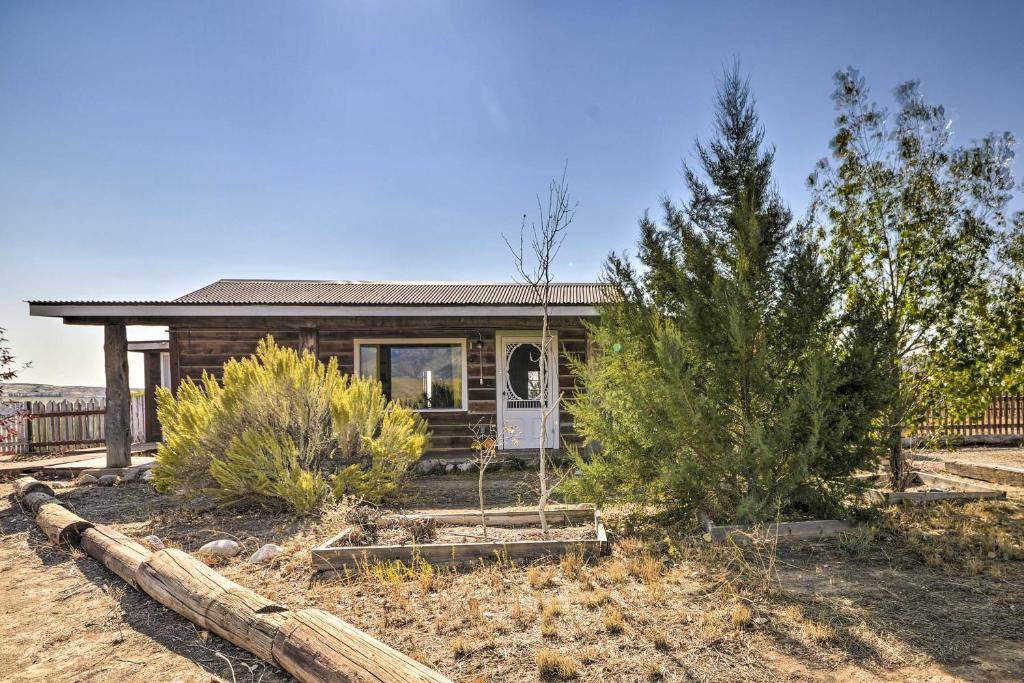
[[809, 68, 1022, 489], [568, 69, 883, 523]]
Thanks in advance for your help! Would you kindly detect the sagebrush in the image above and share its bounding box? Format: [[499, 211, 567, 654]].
[[154, 336, 428, 512]]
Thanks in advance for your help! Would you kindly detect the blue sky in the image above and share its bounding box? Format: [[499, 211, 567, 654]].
[[2, 1, 1022, 386]]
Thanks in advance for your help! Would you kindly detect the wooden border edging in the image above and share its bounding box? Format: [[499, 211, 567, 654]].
[[866, 471, 1007, 505], [314, 506, 608, 571], [13, 477, 450, 683], [944, 461, 1024, 488], [704, 518, 855, 545]]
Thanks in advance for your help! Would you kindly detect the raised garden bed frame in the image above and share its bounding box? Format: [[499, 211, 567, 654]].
[[697, 511, 855, 545], [312, 505, 607, 571], [865, 471, 1007, 505]]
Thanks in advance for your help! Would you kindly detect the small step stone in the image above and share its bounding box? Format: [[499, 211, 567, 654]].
[[250, 543, 284, 563], [197, 539, 241, 558], [141, 535, 165, 550]]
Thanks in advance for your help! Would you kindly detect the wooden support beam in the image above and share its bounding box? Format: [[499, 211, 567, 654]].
[[104, 322, 131, 467]]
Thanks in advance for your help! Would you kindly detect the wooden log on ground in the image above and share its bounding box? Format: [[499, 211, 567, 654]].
[[35, 502, 93, 547], [14, 476, 54, 499], [20, 490, 66, 515], [80, 525, 151, 588], [135, 548, 289, 662], [273, 607, 449, 683], [945, 460, 1024, 487], [13, 477, 453, 682]]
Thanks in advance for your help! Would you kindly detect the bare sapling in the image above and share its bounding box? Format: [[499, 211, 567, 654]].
[[468, 419, 515, 540], [504, 165, 576, 538]]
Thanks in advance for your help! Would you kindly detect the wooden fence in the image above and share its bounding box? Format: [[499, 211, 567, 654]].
[[0, 397, 145, 455], [915, 395, 1024, 437]]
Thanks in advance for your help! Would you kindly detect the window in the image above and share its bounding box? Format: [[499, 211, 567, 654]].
[[355, 339, 466, 410]]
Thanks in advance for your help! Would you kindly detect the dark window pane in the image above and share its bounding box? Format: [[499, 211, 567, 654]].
[[507, 343, 542, 400], [358, 343, 463, 409]]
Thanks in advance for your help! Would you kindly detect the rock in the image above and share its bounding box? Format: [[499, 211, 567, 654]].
[[197, 539, 241, 557], [141, 469, 155, 482], [141, 535, 165, 550], [78, 474, 98, 485], [96, 474, 121, 487], [415, 459, 441, 474], [456, 462, 474, 473], [250, 543, 284, 563], [444, 463, 456, 473], [122, 468, 146, 482]]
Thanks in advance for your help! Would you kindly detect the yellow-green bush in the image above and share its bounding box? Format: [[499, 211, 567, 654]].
[[154, 336, 429, 512]]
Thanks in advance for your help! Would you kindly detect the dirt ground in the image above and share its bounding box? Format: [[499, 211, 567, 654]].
[[2, 451, 1024, 682]]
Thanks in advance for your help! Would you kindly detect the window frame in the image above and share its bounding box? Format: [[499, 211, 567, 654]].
[[352, 337, 470, 413]]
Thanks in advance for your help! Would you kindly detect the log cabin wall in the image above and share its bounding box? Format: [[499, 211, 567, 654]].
[[168, 315, 591, 460]]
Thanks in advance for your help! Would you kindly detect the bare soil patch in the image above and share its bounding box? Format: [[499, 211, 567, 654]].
[[2, 459, 1024, 681]]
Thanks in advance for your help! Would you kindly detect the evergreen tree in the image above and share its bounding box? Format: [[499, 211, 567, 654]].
[[568, 69, 882, 522]]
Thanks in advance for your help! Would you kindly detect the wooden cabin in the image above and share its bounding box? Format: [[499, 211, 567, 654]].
[[30, 279, 613, 467]]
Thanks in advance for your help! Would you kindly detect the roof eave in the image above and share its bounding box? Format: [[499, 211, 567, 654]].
[[29, 302, 602, 321]]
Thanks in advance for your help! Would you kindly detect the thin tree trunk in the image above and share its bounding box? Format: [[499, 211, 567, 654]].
[[538, 298, 550, 537], [888, 423, 908, 492], [478, 463, 488, 540]]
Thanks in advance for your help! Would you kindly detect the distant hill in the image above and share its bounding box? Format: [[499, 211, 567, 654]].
[[0, 383, 140, 401]]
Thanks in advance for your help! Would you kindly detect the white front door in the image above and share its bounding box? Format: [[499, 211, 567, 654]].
[[496, 333, 559, 450]]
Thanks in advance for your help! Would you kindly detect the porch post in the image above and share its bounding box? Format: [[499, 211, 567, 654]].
[[104, 322, 131, 467]]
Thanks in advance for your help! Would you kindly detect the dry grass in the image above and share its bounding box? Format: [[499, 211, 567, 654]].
[[536, 648, 579, 680], [19, 464, 1024, 682]]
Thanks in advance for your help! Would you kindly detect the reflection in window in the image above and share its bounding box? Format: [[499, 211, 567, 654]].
[[358, 343, 463, 410]]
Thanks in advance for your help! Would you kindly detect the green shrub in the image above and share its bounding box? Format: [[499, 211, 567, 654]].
[[154, 336, 429, 512]]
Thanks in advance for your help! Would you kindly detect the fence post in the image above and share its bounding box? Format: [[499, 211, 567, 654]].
[[24, 401, 33, 454]]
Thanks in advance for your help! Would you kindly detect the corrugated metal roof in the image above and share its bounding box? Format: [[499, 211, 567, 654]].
[[172, 279, 614, 305], [28, 279, 615, 307]]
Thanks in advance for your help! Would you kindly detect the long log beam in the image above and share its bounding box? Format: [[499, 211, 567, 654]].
[[14, 477, 449, 682]]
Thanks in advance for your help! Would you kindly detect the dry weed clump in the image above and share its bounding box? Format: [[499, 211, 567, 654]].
[[559, 549, 585, 580], [602, 605, 625, 633], [536, 647, 579, 680], [729, 601, 753, 628], [539, 597, 563, 638], [449, 636, 472, 658], [512, 594, 536, 628], [628, 553, 664, 584], [597, 558, 628, 585], [528, 565, 557, 589], [803, 619, 841, 645], [579, 588, 612, 609]]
